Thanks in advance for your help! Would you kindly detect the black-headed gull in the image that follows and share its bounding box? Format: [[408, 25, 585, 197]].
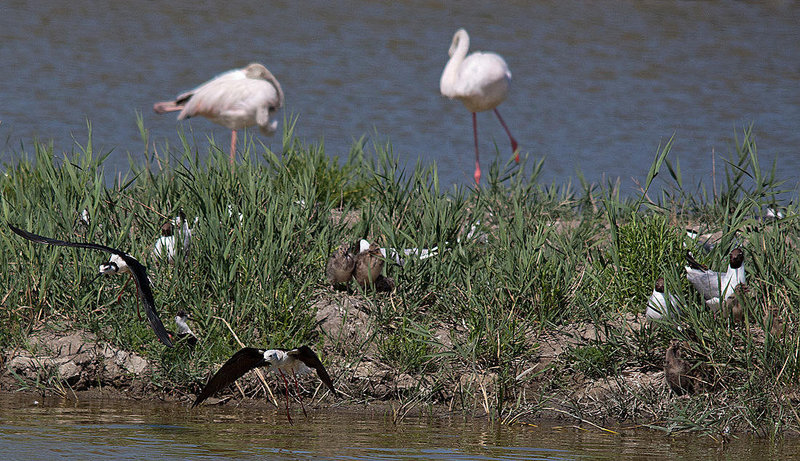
[[646, 277, 680, 320], [685, 248, 745, 310]]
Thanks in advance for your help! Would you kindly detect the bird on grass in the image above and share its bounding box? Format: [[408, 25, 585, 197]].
[[169, 310, 198, 348], [664, 340, 693, 395], [153, 63, 284, 164], [354, 241, 384, 289], [152, 211, 197, 263], [646, 277, 680, 321], [8, 223, 173, 347], [325, 244, 356, 286], [685, 248, 745, 310], [193, 346, 338, 423], [440, 28, 519, 184]]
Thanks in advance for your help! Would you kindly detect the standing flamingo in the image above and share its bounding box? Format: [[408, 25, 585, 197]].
[[440, 29, 518, 184], [153, 63, 284, 164]]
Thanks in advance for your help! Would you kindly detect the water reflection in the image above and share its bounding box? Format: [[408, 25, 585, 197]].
[[0, 395, 798, 460]]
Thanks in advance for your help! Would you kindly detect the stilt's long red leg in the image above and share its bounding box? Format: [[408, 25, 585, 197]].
[[279, 370, 293, 424], [493, 109, 519, 162], [116, 274, 141, 320], [292, 369, 308, 418]]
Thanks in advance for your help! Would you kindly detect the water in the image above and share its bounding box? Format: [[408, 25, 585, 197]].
[[1, 1, 799, 193], [1, 395, 798, 460]]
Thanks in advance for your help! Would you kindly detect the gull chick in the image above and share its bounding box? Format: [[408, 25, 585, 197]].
[[325, 244, 355, 285], [664, 340, 693, 395], [354, 242, 383, 288]]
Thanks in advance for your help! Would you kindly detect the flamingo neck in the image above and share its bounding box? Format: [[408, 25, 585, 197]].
[[440, 30, 470, 97]]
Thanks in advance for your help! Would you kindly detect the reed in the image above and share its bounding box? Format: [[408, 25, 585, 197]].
[[1, 121, 798, 435]]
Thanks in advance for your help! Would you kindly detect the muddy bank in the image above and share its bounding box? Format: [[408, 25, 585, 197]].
[[0, 299, 724, 429]]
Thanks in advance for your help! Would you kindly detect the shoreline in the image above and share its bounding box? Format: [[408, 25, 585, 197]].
[[2, 129, 798, 437]]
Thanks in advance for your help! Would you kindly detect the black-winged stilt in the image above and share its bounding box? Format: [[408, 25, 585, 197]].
[[192, 345, 337, 422], [8, 223, 173, 347], [170, 310, 198, 348]]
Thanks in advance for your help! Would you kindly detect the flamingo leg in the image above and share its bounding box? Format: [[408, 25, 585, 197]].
[[229, 130, 238, 165], [493, 109, 519, 162], [472, 112, 481, 184], [292, 369, 308, 418], [279, 370, 293, 424]]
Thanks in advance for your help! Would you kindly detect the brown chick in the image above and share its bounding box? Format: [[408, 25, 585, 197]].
[[354, 243, 383, 289], [665, 340, 693, 395], [326, 244, 355, 285], [765, 306, 785, 338], [374, 274, 395, 293], [721, 283, 749, 323]]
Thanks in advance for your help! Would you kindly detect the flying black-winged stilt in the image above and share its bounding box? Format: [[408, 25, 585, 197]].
[[325, 244, 355, 285], [8, 223, 173, 347], [646, 277, 680, 321], [170, 310, 198, 348], [192, 345, 338, 422], [685, 248, 745, 310]]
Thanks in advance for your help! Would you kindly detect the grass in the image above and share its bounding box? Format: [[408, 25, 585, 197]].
[[1, 120, 799, 436]]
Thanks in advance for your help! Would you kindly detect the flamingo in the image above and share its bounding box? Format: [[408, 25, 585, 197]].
[[153, 63, 284, 164], [440, 28, 518, 184]]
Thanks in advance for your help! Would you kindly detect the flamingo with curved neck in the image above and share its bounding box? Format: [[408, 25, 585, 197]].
[[154, 63, 284, 164], [440, 29, 518, 184]]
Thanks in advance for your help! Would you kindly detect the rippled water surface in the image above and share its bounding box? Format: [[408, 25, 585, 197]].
[[1, 1, 798, 192], [1, 395, 799, 460]]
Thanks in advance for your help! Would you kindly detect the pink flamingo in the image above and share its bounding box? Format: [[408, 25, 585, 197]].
[[154, 63, 284, 164], [440, 29, 518, 184]]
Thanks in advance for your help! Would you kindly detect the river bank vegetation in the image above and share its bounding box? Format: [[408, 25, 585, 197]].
[[1, 120, 798, 437]]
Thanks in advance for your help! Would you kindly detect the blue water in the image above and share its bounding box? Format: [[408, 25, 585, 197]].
[[1, 0, 798, 194]]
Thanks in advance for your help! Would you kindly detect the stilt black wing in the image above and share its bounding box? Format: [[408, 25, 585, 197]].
[[122, 254, 173, 347], [8, 223, 126, 256], [193, 348, 266, 407], [290, 346, 338, 397]]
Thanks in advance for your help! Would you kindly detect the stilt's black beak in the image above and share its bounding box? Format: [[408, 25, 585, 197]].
[[86, 270, 106, 286]]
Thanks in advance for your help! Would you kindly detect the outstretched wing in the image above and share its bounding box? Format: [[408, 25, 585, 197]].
[[193, 348, 266, 407], [122, 254, 173, 348], [290, 346, 338, 397], [8, 223, 125, 255]]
